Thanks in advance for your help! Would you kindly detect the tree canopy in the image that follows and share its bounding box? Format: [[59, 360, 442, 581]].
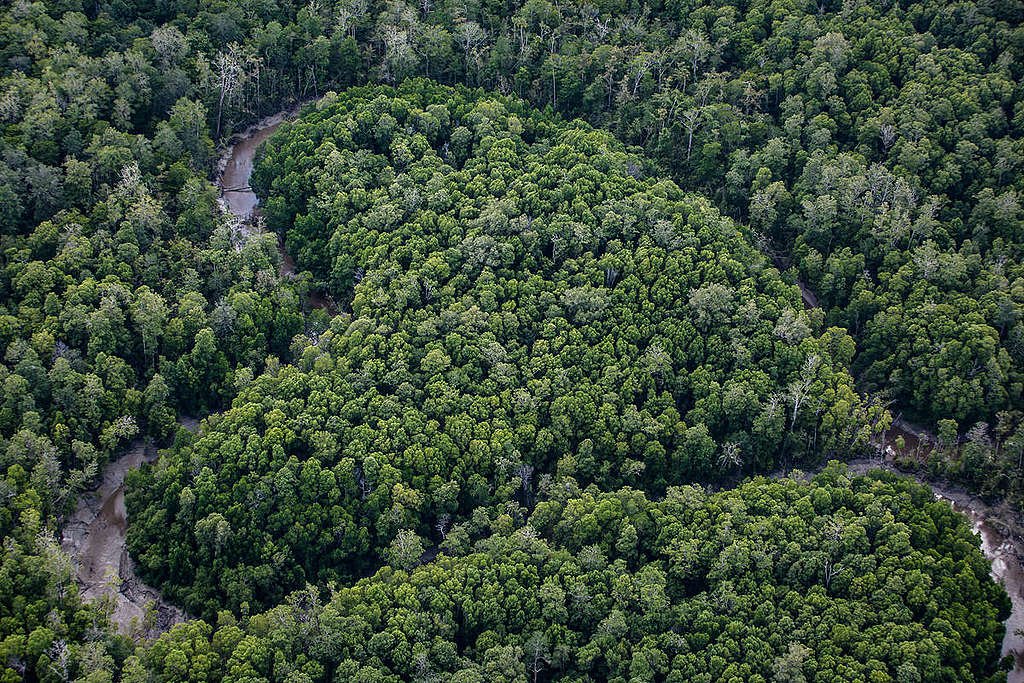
[[134, 466, 1011, 683], [126, 82, 885, 618], [0, 0, 1020, 679]]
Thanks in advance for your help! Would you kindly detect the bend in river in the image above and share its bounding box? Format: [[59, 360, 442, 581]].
[[778, 455, 1024, 681], [69, 105, 1024, 668], [61, 438, 188, 636], [216, 107, 337, 313], [217, 109, 294, 221], [790, 266, 1024, 677], [944, 496, 1024, 679], [219, 105, 1024, 680]]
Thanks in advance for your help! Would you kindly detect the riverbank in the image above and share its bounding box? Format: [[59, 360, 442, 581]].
[[214, 103, 338, 315], [61, 439, 187, 636]]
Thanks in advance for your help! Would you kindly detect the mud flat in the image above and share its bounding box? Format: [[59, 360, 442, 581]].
[[61, 440, 186, 636]]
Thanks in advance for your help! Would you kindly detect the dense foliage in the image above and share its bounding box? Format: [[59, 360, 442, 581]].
[[0, 0, 1019, 679], [133, 467, 1011, 683], [2, 0, 1021, 428], [0, 2, 313, 677], [3, 0, 1019, 427], [125, 82, 884, 618]]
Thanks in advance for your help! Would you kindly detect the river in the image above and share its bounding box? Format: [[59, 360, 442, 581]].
[[947, 496, 1024, 677], [790, 451, 1024, 678], [217, 107, 1024, 679], [61, 437, 188, 636], [217, 109, 294, 222], [216, 108, 336, 312], [60, 107, 1024, 673], [61, 111, 335, 639]]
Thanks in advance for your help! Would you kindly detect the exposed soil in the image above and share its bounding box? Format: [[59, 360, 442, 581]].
[[792, 272, 1024, 677], [61, 439, 186, 637]]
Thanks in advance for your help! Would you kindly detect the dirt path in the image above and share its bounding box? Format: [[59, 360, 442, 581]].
[[61, 439, 186, 636]]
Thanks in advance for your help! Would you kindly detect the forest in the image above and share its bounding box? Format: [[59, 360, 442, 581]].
[[0, 0, 1021, 681]]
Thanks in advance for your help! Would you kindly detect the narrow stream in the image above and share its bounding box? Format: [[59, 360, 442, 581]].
[[946, 498, 1024, 678], [216, 107, 336, 313], [217, 111, 292, 222], [784, 455, 1024, 680], [61, 107, 1024, 670], [61, 438, 187, 635]]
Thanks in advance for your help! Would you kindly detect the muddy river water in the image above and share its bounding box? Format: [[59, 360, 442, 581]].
[[217, 107, 336, 311], [217, 110, 293, 221], [952, 500, 1024, 677], [61, 439, 186, 635], [61, 114, 331, 638], [802, 456, 1024, 681]]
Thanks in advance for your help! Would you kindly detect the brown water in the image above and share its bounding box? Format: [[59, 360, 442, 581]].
[[216, 108, 338, 315], [777, 457, 1024, 679], [61, 440, 186, 636], [218, 118, 286, 221], [945, 496, 1024, 680]]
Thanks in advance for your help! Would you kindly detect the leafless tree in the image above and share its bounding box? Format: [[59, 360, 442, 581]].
[[456, 21, 487, 86], [525, 632, 549, 683], [682, 29, 714, 80], [213, 46, 253, 138], [823, 556, 846, 590], [48, 640, 71, 683], [717, 441, 743, 473], [681, 107, 706, 160], [880, 123, 896, 153], [787, 354, 821, 428], [630, 50, 658, 96], [436, 513, 451, 539], [335, 0, 368, 38]]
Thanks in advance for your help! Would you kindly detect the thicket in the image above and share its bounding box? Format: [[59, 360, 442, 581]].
[[0, 0, 1020, 679]]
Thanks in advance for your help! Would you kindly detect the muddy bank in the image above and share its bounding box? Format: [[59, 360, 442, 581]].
[[61, 440, 186, 637], [943, 495, 1024, 679], [216, 107, 299, 221]]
